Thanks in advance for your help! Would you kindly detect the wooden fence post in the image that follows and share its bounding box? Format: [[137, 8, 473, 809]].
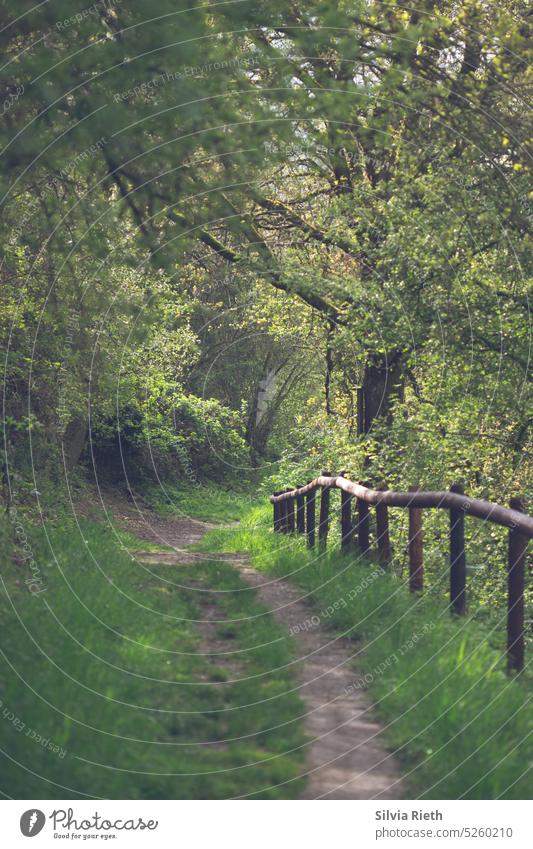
[[296, 488, 306, 534], [358, 481, 370, 554], [286, 491, 295, 533], [340, 489, 353, 552], [449, 483, 466, 614], [375, 484, 392, 566], [280, 495, 289, 534], [319, 474, 331, 548], [306, 486, 316, 548], [408, 486, 423, 592], [507, 497, 527, 673], [273, 491, 282, 533]]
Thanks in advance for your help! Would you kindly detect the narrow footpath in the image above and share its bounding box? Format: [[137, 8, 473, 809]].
[[108, 493, 405, 800]]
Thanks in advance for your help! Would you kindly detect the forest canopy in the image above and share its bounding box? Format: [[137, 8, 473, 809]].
[[1, 0, 531, 503]]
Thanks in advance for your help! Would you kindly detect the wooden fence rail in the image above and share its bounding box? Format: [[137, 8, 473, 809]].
[[270, 474, 532, 673]]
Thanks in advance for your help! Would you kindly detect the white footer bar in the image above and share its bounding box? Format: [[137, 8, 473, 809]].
[[1, 799, 530, 848]]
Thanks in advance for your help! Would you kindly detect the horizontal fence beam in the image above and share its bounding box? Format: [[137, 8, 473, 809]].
[[270, 476, 533, 538], [270, 473, 530, 674]]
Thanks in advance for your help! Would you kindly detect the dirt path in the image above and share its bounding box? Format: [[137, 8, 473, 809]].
[[110, 494, 404, 799], [235, 561, 404, 800]]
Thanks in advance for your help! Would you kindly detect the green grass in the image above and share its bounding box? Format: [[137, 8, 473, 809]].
[[111, 522, 172, 553], [197, 503, 533, 800], [0, 514, 306, 799], [4, 485, 530, 801], [142, 480, 257, 523]]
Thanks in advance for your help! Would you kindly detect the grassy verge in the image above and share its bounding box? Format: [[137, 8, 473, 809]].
[[0, 513, 306, 799], [197, 503, 533, 800], [142, 480, 256, 523]]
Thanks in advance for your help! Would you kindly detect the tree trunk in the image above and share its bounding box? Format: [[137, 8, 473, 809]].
[[362, 351, 403, 432], [62, 416, 88, 470], [324, 320, 335, 415]]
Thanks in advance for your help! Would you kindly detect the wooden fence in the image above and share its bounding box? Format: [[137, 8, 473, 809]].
[[270, 474, 532, 673]]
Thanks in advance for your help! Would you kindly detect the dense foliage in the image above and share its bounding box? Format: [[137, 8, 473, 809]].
[[0, 0, 529, 616], [1, 1, 530, 500]]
